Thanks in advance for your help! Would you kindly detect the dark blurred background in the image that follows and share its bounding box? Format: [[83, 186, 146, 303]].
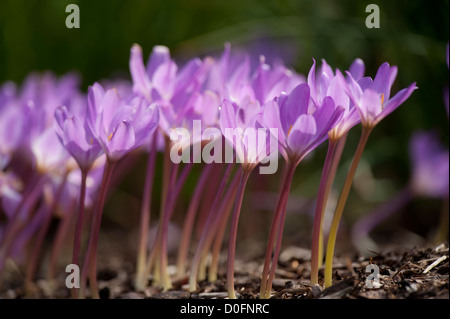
[[0, 0, 448, 254]]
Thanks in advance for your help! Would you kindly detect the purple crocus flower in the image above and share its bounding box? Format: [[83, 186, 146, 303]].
[[323, 61, 417, 288], [260, 82, 344, 298], [87, 82, 160, 161], [54, 106, 104, 171], [307, 59, 362, 140], [129, 44, 174, 103], [220, 97, 272, 167], [0, 101, 26, 169], [0, 171, 23, 220], [345, 62, 418, 128], [30, 126, 69, 173], [307, 59, 366, 286], [410, 131, 449, 198], [208, 43, 304, 107], [263, 83, 344, 163]]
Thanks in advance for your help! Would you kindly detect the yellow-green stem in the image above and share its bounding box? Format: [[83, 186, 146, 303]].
[[318, 133, 348, 269], [324, 127, 372, 288]]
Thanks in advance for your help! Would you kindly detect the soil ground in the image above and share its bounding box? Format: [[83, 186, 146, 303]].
[[1, 239, 448, 299]]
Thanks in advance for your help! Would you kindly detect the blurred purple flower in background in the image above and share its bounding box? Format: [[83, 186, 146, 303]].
[[410, 131, 449, 198]]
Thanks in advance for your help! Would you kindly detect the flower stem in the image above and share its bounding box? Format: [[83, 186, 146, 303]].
[[0, 175, 46, 272], [176, 163, 213, 277], [80, 160, 116, 299], [260, 161, 296, 299], [197, 164, 234, 281], [25, 170, 68, 291], [324, 127, 372, 288], [195, 167, 223, 240], [227, 167, 252, 299], [188, 163, 234, 291], [208, 174, 240, 282], [47, 199, 76, 281], [160, 162, 193, 291], [71, 168, 88, 298], [435, 196, 449, 244], [310, 139, 338, 285], [318, 134, 348, 268], [135, 137, 157, 291]]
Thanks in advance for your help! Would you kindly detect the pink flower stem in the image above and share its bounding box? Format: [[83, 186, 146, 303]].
[[47, 198, 77, 280], [159, 161, 193, 290], [144, 139, 172, 283], [198, 163, 235, 281], [188, 163, 234, 291], [324, 127, 372, 288], [71, 168, 88, 298], [260, 161, 296, 299], [0, 174, 46, 272], [176, 163, 214, 277], [25, 170, 69, 291], [227, 167, 252, 299], [135, 136, 157, 291], [80, 159, 117, 299], [310, 139, 338, 285], [318, 134, 348, 266], [208, 172, 240, 282], [195, 166, 222, 239]]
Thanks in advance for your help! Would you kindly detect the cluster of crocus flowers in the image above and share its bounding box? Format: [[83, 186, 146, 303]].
[[0, 42, 417, 299]]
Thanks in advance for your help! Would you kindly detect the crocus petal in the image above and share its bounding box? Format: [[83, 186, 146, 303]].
[[63, 116, 102, 168], [100, 89, 122, 134], [146, 45, 171, 79], [359, 89, 383, 125], [372, 62, 398, 100], [349, 58, 365, 81], [320, 59, 334, 80], [344, 72, 364, 106], [263, 99, 285, 145], [152, 61, 177, 100], [228, 57, 251, 102], [307, 59, 317, 102], [54, 106, 69, 134], [201, 90, 220, 126], [132, 104, 160, 145], [280, 83, 310, 133], [312, 96, 339, 137], [32, 127, 68, 170], [63, 116, 90, 151], [219, 99, 237, 134], [318, 72, 330, 104], [327, 71, 349, 109], [376, 82, 417, 125], [357, 76, 374, 92], [235, 97, 261, 128], [287, 114, 317, 156], [130, 44, 152, 100], [88, 82, 105, 116], [331, 106, 361, 139], [107, 121, 136, 160]]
